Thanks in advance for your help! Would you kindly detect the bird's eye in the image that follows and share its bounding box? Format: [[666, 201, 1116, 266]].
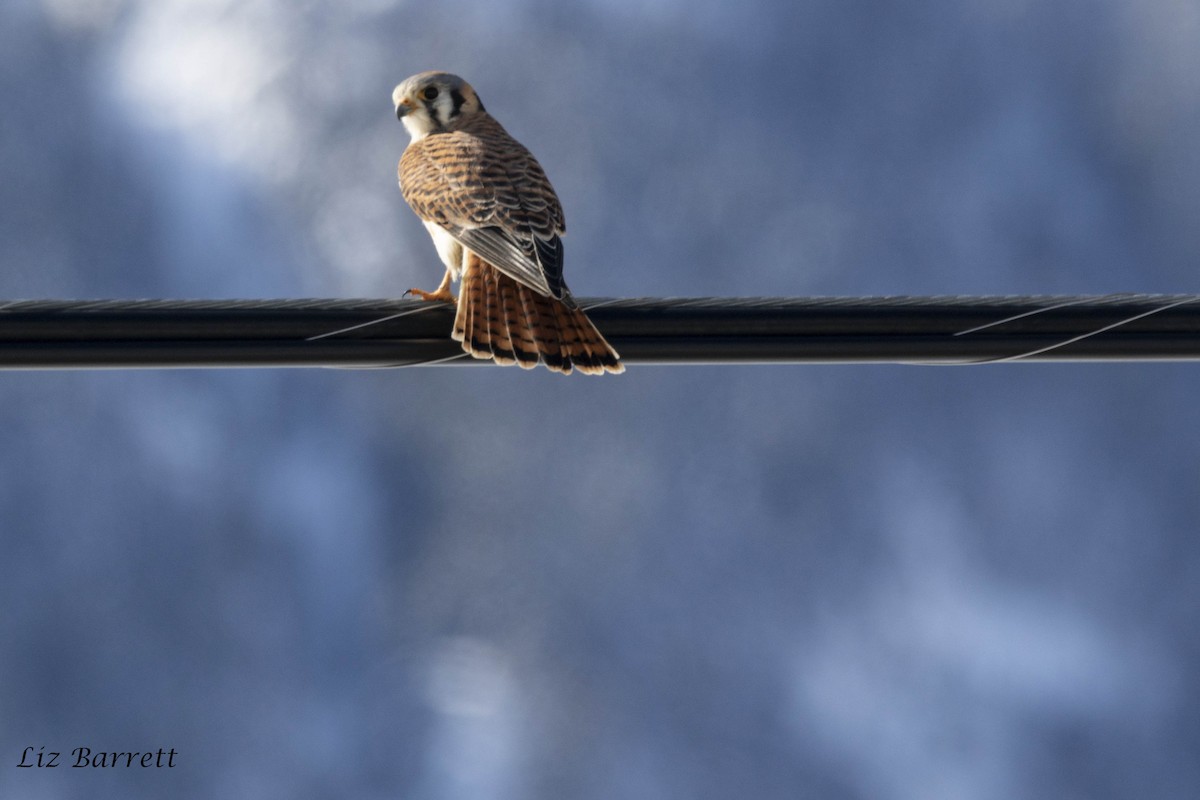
[[422, 87, 439, 101]]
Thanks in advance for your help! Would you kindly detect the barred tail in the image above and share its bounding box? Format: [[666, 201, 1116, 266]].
[[452, 253, 623, 375]]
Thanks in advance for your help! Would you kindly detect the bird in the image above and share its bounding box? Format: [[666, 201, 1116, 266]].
[[392, 71, 623, 375]]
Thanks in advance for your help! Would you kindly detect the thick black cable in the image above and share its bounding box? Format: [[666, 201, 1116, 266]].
[[1, 294, 1199, 368]]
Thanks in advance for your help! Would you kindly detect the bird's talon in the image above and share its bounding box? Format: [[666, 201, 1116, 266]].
[[406, 288, 456, 303]]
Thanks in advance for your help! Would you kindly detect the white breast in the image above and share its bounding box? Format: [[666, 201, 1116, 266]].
[[423, 221, 466, 281]]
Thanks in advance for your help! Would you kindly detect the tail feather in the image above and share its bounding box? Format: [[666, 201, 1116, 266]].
[[472, 260, 493, 356], [526, 288, 571, 374], [572, 302, 615, 374], [451, 277, 467, 342], [484, 265, 517, 366], [453, 253, 622, 374], [553, 300, 599, 375], [499, 274, 538, 369], [451, 260, 480, 345]]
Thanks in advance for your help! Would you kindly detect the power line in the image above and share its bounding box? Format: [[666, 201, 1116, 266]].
[[0, 294, 1199, 369]]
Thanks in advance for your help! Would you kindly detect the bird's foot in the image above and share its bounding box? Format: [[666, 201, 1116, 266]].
[[404, 287, 457, 303]]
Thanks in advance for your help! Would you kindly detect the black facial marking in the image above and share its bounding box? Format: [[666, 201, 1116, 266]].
[[450, 89, 466, 117], [422, 89, 444, 130]]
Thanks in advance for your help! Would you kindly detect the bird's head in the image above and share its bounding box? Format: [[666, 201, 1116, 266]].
[[392, 71, 485, 140]]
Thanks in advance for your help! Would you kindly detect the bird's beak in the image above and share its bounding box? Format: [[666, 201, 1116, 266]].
[[395, 100, 411, 121]]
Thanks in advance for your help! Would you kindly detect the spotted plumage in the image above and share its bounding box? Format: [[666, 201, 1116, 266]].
[[393, 71, 622, 375]]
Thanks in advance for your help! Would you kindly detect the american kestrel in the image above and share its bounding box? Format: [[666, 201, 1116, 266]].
[[393, 71, 623, 375]]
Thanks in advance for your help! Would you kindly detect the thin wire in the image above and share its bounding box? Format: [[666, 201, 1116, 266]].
[[953, 296, 1099, 336], [306, 302, 448, 341], [948, 295, 1200, 365]]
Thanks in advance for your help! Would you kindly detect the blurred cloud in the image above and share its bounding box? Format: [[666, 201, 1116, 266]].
[[40, 0, 122, 31], [5, 2, 1200, 798], [112, 1, 300, 180], [791, 464, 1178, 799], [422, 637, 522, 798]]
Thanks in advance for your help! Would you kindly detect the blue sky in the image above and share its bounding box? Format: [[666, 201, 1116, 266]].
[[3, 1, 1200, 798]]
